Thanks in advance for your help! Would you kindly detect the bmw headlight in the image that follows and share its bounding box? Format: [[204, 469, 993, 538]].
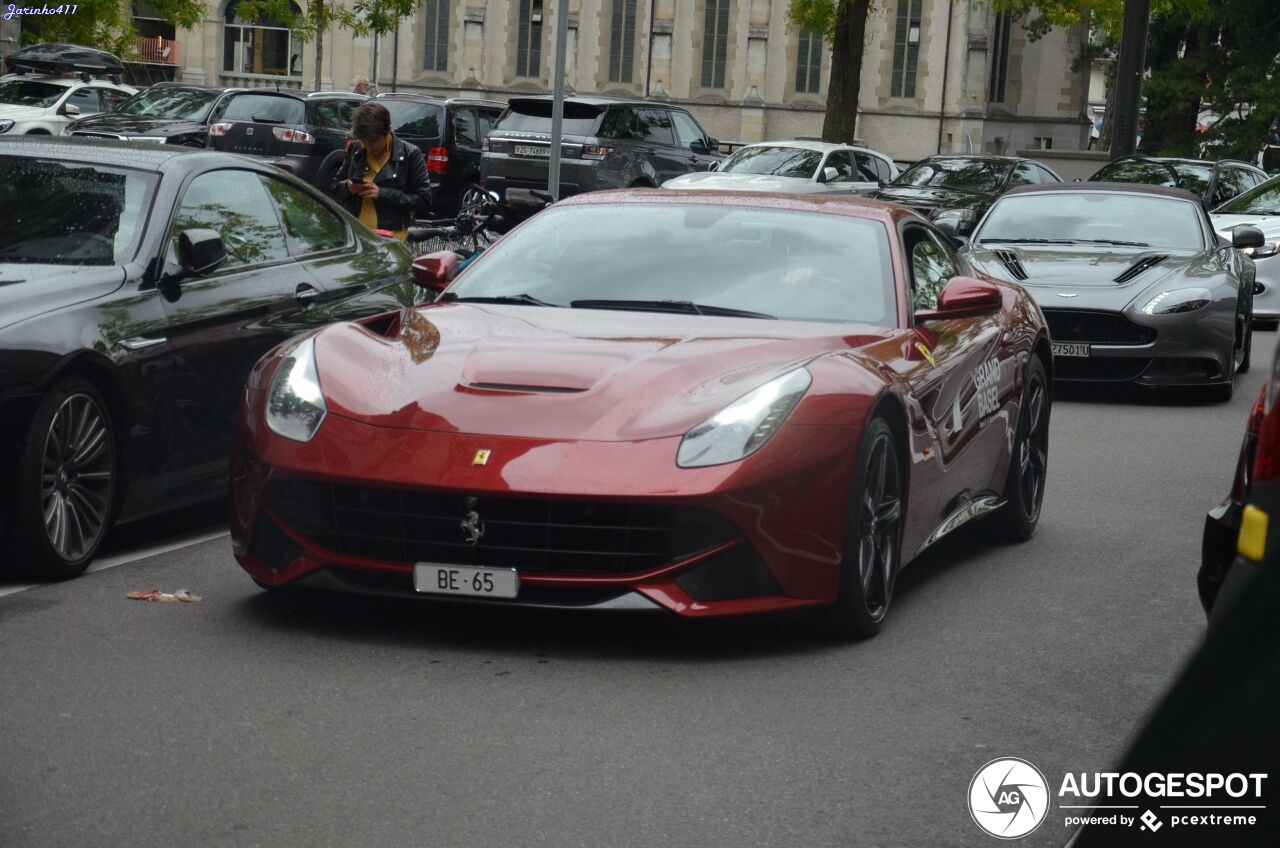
[[1141, 288, 1214, 315], [266, 336, 327, 442], [1244, 241, 1280, 259], [0, 120, 14, 134], [677, 368, 812, 468]]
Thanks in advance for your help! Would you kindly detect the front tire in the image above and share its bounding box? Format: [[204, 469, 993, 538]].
[[826, 417, 903, 640], [991, 357, 1049, 541], [12, 379, 118, 579]]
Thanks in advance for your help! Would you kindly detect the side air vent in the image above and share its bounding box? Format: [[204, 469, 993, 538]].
[[466, 382, 586, 394], [1114, 255, 1168, 284], [993, 249, 1029, 281]]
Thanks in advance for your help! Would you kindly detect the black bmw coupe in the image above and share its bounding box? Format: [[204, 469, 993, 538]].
[[0, 138, 429, 579]]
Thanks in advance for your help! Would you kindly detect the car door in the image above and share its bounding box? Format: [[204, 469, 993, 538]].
[[638, 108, 683, 183], [670, 109, 719, 172], [157, 167, 321, 486], [897, 225, 1008, 524]]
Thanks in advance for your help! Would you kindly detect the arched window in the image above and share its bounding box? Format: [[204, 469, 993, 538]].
[[223, 0, 303, 77]]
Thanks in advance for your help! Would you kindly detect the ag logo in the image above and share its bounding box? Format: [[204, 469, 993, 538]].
[[968, 757, 1050, 839]]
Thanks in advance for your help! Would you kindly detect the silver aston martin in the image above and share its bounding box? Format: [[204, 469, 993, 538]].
[[961, 183, 1263, 401]]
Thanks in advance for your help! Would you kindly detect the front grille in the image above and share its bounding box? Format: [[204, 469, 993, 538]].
[[70, 131, 126, 140], [266, 479, 740, 574], [1042, 309, 1157, 345], [1053, 357, 1152, 382]]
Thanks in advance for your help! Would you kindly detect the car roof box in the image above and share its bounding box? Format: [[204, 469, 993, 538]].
[[10, 43, 126, 77]]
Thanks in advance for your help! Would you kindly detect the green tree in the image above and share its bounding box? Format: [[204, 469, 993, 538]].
[[19, 0, 203, 56], [237, 0, 416, 92], [788, 0, 872, 144]]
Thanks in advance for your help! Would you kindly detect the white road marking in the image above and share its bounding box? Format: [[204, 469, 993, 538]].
[[0, 529, 229, 599]]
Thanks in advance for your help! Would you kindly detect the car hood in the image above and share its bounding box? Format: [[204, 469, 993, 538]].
[[662, 172, 818, 193], [65, 114, 198, 136], [0, 104, 51, 122], [1212, 213, 1280, 240], [872, 186, 991, 212], [0, 265, 126, 331], [313, 305, 887, 441]]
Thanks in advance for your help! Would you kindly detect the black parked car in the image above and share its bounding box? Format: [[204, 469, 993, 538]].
[[873, 154, 1062, 235], [206, 90, 365, 188], [481, 95, 722, 202], [1089, 155, 1268, 209], [0, 138, 428, 579], [65, 82, 235, 146], [375, 93, 504, 216]]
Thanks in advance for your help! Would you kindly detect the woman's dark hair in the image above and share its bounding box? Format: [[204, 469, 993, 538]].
[[351, 102, 392, 141]]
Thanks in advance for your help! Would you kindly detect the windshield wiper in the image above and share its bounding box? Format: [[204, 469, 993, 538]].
[[569, 299, 776, 319], [1070, 239, 1153, 247], [979, 238, 1074, 244], [440, 292, 559, 307]]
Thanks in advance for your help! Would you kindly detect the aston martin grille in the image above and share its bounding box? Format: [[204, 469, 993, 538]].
[[265, 479, 741, 574], [1113, 255, 1169, 283], [1042, 309, 1157, 345], [994, 250, 1029, 281]]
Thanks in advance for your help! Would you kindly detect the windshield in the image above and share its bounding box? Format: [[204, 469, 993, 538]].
[[381, 99, 443, 139], [976, 192, 1205, 250], [0, 158, 155, 266], [892, 159, 1008, 193], [116, 86, 220, 120], [1090, 160, 1213, 196], [216, 93, 305, 124], [718, 146, 823, 178], [450, 204, 897, 325], [1217, 176, 1280, 216], [0, 80, 65, 108]]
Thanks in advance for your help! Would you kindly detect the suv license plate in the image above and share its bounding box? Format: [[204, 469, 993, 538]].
[[414, 563, 519, 598], [1051, 343, 1091, 358], [513, 144, 550, 157]]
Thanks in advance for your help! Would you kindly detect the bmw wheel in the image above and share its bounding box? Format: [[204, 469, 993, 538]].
[[12, 379, 117, 579], [991, 356, 1049, 541], [827, 417, 902, 640]]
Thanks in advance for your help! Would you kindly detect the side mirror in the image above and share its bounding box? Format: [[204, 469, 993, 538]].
[[62, 103, 81, 117], [1232, 224, 1266, 250], [412, 250, 460, 292], [177, 228, 228, 277], [820, 166, 839, 184], [706, 137, 719, 152], [916, 276, 1003, 321], [689, 138, 709, 155]]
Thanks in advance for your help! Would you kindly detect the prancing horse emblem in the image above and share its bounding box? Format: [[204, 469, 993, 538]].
[[460, 510, 484, 545]]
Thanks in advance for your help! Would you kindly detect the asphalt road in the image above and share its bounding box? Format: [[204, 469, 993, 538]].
[[2, 336, 1274, 848]]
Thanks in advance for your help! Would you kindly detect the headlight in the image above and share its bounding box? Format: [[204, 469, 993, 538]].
[[0, 120, 14, 133], [266, 336, 327, 442], [1141, 288, 1214, 315], [931, 208, 976, 226], [677, 368, 812, 468], [1244, 241, 1280, 259]]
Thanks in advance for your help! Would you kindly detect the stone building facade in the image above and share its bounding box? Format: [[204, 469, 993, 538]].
[[16, 1, 1091, 161]]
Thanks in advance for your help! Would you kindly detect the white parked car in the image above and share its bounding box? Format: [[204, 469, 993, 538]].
[[1212, 173, 1280, 322], [662, 141, 899, 195], [0, 74, 137, 137]]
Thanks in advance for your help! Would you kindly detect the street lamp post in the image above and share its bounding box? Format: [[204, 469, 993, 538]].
[[547, 0, 570, 200]]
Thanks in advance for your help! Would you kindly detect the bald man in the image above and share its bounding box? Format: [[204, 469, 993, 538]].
[[352, 77, 371, 95]]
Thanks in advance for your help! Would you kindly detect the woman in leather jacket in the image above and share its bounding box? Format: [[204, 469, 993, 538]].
[[330, 102, 430, 239]]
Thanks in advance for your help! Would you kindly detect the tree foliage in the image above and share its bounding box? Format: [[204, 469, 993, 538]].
[[18, 0, 203, 55]]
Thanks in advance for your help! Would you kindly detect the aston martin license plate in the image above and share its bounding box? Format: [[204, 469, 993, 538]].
[[1051, 343, 1091, 358], [414, 563, 519, 598], [513, 144, 549, 157]]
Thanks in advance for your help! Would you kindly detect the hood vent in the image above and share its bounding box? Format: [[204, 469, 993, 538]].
[[994, 250, 1029, 281], [1114, 255, 1168, 284]]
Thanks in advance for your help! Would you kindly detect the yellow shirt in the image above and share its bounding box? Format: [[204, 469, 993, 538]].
[[358, 135, 408, 240]]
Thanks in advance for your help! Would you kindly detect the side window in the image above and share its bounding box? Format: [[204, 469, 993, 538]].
[[873, 156, 894, 182], [1035, 165, 1061, 184], [1008, 163, 1040, 187], [823, 151, 855, 182], [100, 88, 130, 112], [1213, 169, 1246, 205], [170, 170, 289, 270], [452, 108, 479, 147], [906, 227, 960, 311], [65, 87, 104, 116], [638, 109, 675, 146], [852, 152, 881, 181], [670, 110, 706, 149], [260, 176, 348, 256]]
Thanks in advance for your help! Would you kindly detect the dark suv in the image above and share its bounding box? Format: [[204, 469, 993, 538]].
[[206, 90, 364, 188], [1089, 155, 1268, 208], [374, 93, 504, 216], [66, 82, 235, 146], [481, 96, 721, 200]]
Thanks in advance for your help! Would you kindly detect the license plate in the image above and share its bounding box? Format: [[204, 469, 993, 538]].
[[414, 563, 519, 599], [1051, 342, 1091, 358], [513, 144, 549, 157]]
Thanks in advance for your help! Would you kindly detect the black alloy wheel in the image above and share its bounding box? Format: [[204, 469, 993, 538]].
[[828, 417, 902, 639], [992, 356, 1049, 541], [12, 379, 117, 579]]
